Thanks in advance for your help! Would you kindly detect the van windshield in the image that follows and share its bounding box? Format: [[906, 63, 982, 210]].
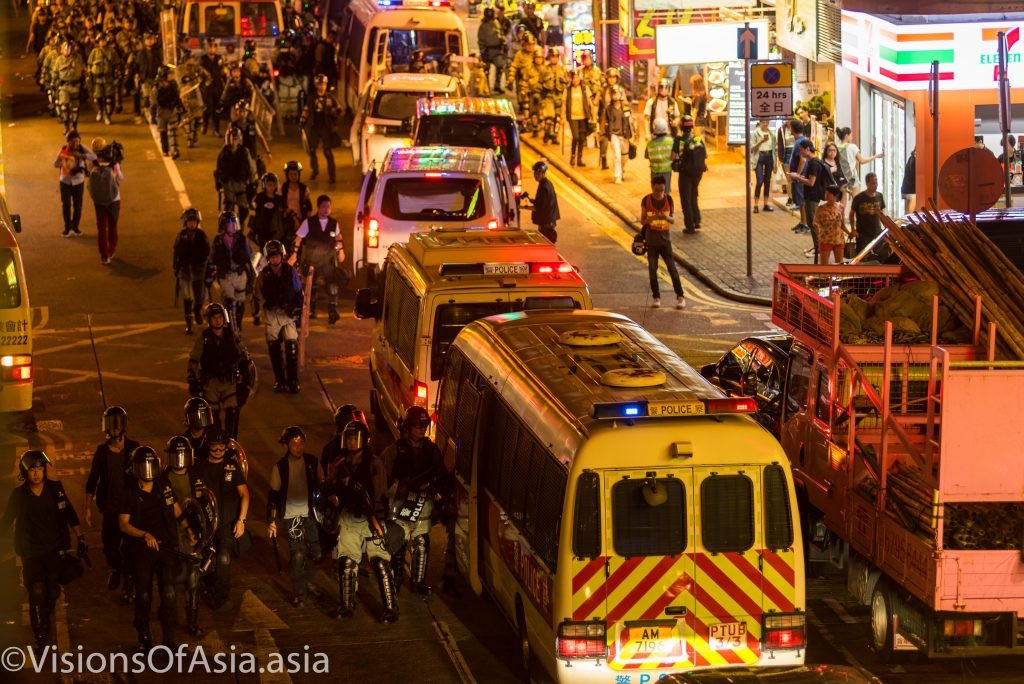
[[203, 6, 236, 37], [415, 117, 518, 164], [373, 91, 451, 122], [380, 178, 485, 221], [240, 2, 280, 37], [0, 248, 22, 309], [388, 30, 450, 67]]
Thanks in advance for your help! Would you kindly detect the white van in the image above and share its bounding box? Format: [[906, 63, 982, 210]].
[[353, 229, 591, 435], [352, 146, 519, 278], [179, 0, 283, 63], [0, 193, 31, 413]]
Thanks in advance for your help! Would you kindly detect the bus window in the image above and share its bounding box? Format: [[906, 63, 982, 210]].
[[612, 477, 686, 557], [205, 6, 236, 37], [700, 474, 755, 553], [240, 2, 280, 37], [1, 249, 22, 308]]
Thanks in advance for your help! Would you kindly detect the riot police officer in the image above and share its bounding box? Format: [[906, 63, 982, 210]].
[[319, 404, 367, 473], [173, 207, 212, 334], [267, 426, 323, 607], [230, 100, 272, 178], [87, 33, 118, 125], [162, 436, 206, 636], [216, 127, 257, 227], [85, 406, 140, 593], [136, 33, 161, 123], [219, 62, 253, 119], [540, 49, 568, 144], [508, 34, 539, 132], [195, 428, 249, 611], [256, 240, 304, 393], [187, 302, 249, 438], [155, 64, 183, 159], [1, 451, 86, 653], [478, 7, 507, 93], [383, 406, 448, 595], [327, 421, 397, 622], [181, 396, 214, 458], [177, 51, 211, 148], [210, 212, 256, 332], [294, 194, 346, 324], [54, 39, 85, 133], [299, 74, 340, 182], [119, 446, 187, 651], [200, 40, 225, 136]]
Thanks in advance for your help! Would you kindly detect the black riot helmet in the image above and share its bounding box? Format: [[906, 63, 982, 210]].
[[342, 421, 370, 452], [313, 73, 328, 87], [102, 405, 128, 437], [165, 435, 194, 471], [334, 404, 366, 433], [18, 450, 51, 479], [402, 405, 431, 432], [217, 210, 239, 234], [157, 64, 173, 80], [204, 302, 230, 327], [278, 425, 306, 444], [131, 446, 161, 481], [181, 207, 202, 225], [261, 172, 279, 190], [264, 239, 285, 260], [184, 396, 213, 430]]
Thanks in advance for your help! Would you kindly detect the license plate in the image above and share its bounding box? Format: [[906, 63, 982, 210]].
[[709, 622, 746, 650], [484, 262, 529, 276], [647, 400, 706, 417], [623, 625, 684, 657]]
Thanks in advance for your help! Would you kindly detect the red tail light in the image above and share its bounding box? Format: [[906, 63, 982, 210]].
[[2, 355, 32, 381], [530, 262, 574, 274], [706, 397, 758, 414], [367, 218, 380, 248], [414, 381, 428, 407], [557, 621, 606, 659], [762, 613, 806, 651], [272, 69, 280, 78], [487, 219, 498, 230]]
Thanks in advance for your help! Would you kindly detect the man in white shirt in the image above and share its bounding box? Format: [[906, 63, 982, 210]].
[[293, 195, 347, 324]]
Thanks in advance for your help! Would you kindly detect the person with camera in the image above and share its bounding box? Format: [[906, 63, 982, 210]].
[[1, 451, 87, 654], [54, 129, 96, 238], [640, 175, 685, 309], [87, 138, 124, 265]]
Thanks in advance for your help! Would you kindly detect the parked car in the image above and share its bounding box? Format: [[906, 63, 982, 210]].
[[700, 335, 793, 437]]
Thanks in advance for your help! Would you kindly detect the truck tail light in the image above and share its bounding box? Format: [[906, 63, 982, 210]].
[[414, 381, 428, 408], [487, 219, 498, 230], [367, 218, 380, 248], [706, 397, 757, 414], [2, 355, 32, 381], [557, 620, 606, 659], [762, 613, 806, 651], [944, 619, 983, 638]]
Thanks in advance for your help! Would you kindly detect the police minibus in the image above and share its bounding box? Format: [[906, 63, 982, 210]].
[[435, 310, 806, 681], [353, 230, 591, 436], [179, 0, 284, 62], [0, 193, 31, 413]]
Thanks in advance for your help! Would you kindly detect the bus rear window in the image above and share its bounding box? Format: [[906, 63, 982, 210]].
[[0, 249, 21, 309], [240, 2, 280, 37], [612, 477, 686, 557], [204, 6, 236, 37], [380, 178, 485, 221], [431, 303, 510, 379], [701, 474, 755, 552]]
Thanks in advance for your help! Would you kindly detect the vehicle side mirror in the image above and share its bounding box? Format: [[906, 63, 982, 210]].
[[354, 288, 381, 319], [11, 214, 21, 233], [742, 371, 758, 397]]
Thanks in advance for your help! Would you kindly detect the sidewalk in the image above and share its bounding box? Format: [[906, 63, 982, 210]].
[[521, 134, 811, 304]]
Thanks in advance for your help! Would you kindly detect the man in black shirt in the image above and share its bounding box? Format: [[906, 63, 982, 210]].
[[641, 175, 685, 309], [84, 406, 139, 593], [789, 139, 826, 261], [120, 447, 188, 651], [850, 172, 887, 258], [2, 451, 85, 652], [524, 161, 559, 243]]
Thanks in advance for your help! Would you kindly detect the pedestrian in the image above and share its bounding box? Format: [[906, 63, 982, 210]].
[[267, 426, 323, 607], [478, 8, 507, 93], [813, 185, 850, 265], [300, 74, 340, 183], [54, 129, 95, 238], [84, 406, 139, 596], [256, 240, 304, 393], [645, 118, 674, 199], [173, 207, 212, 335], [640, 175, 685, 309], [161, 436, 206, 637], [672, 115, 707, 234], [644, 78, 681, 141], [821, 142, 850, 217], [564, 70, 592, 167], [250, 172, 287, 250], [294, 195, 347, 324], [850, 172, 887, 257], [523, 160, 559, 243], [119, 446, 189, 651], [602, 88, 632, 184], [789, 139, 828, 261], [2, 451, 87, 654], [836, 127, 883, 199], [326, 421, 397, 622], [688, 73, 709, 137], [750, 120, 775, 213], [788, 120, 809, 233], [210, 212, 255, 333], [194, 427, 249, 611], [381, 406, 447, 595], [215, 128, 257, 227], [86, 138, 123, 264], [901, 150, 916, 216], [280, 161, 312, 249], [544, 2, 564, 47], [187, 301, 248, 436], [598, 67, 625, 169]]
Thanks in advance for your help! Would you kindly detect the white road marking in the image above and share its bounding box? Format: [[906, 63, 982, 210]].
[[147, 124, 194, 210], [825, 597, 859, 625], [33, 322, 176, 356]]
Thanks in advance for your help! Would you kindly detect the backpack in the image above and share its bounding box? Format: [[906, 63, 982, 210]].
[[88, 165, 119, 205]]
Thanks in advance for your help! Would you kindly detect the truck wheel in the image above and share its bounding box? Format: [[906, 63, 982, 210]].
[[870, 585, 896, 662]]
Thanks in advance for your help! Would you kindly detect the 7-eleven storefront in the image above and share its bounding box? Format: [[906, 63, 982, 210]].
[[840, 12, 1024, 212]]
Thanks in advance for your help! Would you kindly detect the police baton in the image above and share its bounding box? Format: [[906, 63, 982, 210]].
[[270, 533, 283, 573]]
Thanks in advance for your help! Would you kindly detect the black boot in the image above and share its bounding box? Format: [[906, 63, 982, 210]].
[[194, 302, 204, 326], [268, 341, 287, 392], [284, 340, 300, 394], [371, 557, 399, 623], [252, 299, 261, 326], [122, 573, 135, 603], [601, 156, 608, 170], [391, 545, 405, 594], [30, 604, 50, 651], [185, 607, 202, 637], [328, 294, 340, 325], [137, 629, 154, 652], [184, 301, 194, 335], [336, 557, 357, 619], [234, 301, 245, 332], [410, 535, 430, 595], [224, 407, 240, 440], [160, 130, 169, 155]]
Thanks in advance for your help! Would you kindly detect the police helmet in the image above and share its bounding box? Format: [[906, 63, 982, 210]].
[[60, 40, 74, 54], [157, 64, 174, 80], [342, 421, 370, 452], [532, 160, 548, 173], [483, 7, 494, 20], [217, 210, 239, 234], [284, 160, 302, 174], [313, 74, 328, 87], [184, 396, 213, 430], [204, 302, 230, 326], [658, 77, 671, 89], [102, 405, 128, 437], [131, 446, 161, 482], [278, 425, 306, 444], [680, 114, 695, 128], [261, 172, 279, 190], [243, 39, 256, 55], [225, 126, 243, 145], [206, 426, 229, 448], [334, 403, 366, 432], [532, 52, 544, 63], [402, 406, 431, 432], [181, 207, 202, 225], [521, 32, 536, 46], [652, 118, 669, 136], [96, 33, 109, 44], [18, 450, 51, 478], [264, 239, 286, 260], [165, 435, 194, 470]]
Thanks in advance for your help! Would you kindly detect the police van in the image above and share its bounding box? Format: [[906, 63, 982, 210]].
[[435, 310, 807, 681], [0, 193, 31, 413], [353, 230, 591, 436], [352, 146, 520, 278], [178, 0, 284, 62]]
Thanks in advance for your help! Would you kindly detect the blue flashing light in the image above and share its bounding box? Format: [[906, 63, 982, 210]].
[[624, 406, 640, 417], [592, 402, 649, 420]]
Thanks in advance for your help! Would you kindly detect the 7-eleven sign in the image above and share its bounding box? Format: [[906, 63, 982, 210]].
[[989, 26, 1020, 81]]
